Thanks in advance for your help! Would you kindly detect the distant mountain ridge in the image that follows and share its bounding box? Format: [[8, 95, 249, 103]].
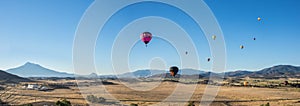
[[4, 62, 300, 78], [117, 69, 205, 78], [247, 65, 300, 78], [0, 70, 32, 83], [124, 65, 300, 78], [224, 70, 254, 78], [224, 65, 300, 78], [6, 62, 74, 77], [117, 69, 164, 78]]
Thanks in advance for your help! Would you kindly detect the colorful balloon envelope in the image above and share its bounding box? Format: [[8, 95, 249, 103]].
[[212, 35, 216, 40], [169, 66, 179, 77], [140, 32, 152, 47], [243, 81, 249, 86], [240, 45, 244, 49], [257, 17, 261, 21]]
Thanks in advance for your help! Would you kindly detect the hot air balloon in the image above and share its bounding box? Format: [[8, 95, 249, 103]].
[[284, 81, 289, 86], [169, 66, 179, 77], [212, 35, 216, 40], [185, 51, 188, 55], [257, 17, 261, 21], [243, 81, 249, 87], [140, 32, 152, 47], [253, 37, 256, 40], [207, 58, 211, 62], [240, 45, 244, 49]]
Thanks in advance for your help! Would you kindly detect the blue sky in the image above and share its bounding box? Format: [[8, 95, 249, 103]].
[[0, 0, 299, 74]]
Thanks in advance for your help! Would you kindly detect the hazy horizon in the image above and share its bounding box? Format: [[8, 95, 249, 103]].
[[2, 61, 300, 76]]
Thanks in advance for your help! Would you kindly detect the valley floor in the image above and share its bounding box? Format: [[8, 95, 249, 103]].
[[1, 80, 300, 106]]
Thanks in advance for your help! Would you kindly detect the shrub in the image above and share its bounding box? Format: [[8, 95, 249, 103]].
[[260, 102, 270, 106], [0, 98, 8, 105], [22, 103, 33, 106], [56, 99, 71, 106], [188, 101, 195, 106], [130, 103, 138, 106], [86, 95, 106, 103]]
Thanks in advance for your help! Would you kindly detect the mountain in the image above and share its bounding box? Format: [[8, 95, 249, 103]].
[[118, 69, 206, 78], [87, 73, 98, 78], [223, 65, 300, 78], [123, 65, 300, 78], [5, 63, 300, 78], [76, 73, 108, 79], [248, 65, 300, 78], [224, 70, 254, 78], [118, 69, 165, 78], [180, 69, 206, 75], [0, 70, 32, 84], [6, 62, 74, 78]]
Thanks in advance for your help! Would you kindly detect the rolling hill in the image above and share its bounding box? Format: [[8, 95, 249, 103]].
[[224, 70, 254, 78], [121, 65, 300, 78], [0, 70, 32, 83], [224, 65, 300, 78], [117, 69, 165, 78], [4, 62, 300, 79], [248, 65, 300, 78], [6, 62, 74, 78], [117, 69, 205, 78]]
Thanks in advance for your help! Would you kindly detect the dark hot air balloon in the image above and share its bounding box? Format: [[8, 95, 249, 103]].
[[207, 58, 211, 62], [240, 45, 244, 49], [284, 81, 289, 86], [169, 66, 179, 77]]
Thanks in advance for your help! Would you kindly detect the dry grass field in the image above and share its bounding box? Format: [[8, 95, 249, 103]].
[[1, 79, 300, 106]]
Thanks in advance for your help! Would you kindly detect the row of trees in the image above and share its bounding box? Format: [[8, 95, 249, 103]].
[[20, 99, 71, 106], [86, 95, 106, 103]]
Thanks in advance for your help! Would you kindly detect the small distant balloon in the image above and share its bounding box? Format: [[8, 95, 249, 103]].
[[284, 81, 289, 85], [253, 37, 256, 40], [140, 32, 152, 47], [185, 51, 188, 55], [240, 45, 244, 49], [212, 35, 217, 40], [207, 58, 211, 62], [169, 66, 179, 77], [257, 17, 261, 21], [243, 81, 249, 86]]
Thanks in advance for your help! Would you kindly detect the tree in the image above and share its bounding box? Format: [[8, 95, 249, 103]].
[[22, 103, 33, 106], [130, 103, 138, 106], [86, 95, 106, 103], [260, 102, 270, 106], [56, 99, 71, 106], [188, 101, 195, 106]]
